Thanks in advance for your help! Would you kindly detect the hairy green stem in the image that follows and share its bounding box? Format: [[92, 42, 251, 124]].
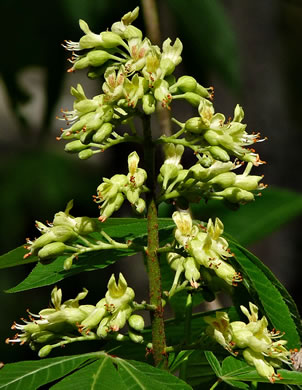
[[142, 114, 167, 368], [179, 293, 193, 380]]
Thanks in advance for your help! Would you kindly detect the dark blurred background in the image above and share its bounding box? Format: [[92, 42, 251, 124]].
[[1, 0, 302, 363]]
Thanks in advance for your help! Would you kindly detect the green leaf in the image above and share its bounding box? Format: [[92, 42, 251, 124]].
[[0, 246, 38, 269], [5, 218, 175, 293], [50, 356, 127, 390], [190, 187, 302, 246], [220, 355, 302, 385], [0, 352, 99, 390], [6, 248, 135, 293], [230, 240, 301, 349], [0, 352, 193, 390], [115, 358, 192, 389], [204, 351, 222, 377]]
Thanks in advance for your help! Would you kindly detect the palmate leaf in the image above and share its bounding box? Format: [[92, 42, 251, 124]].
[[204, 353, 302, 387], [229, 239, 301, 349], [0, 351, 192, 390], [4, 218, 175, 293]]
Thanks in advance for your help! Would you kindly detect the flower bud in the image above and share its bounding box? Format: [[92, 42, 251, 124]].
[[234, 174, 263, 191], [128, 314, 145, 331], [128, 329, 144, 344], [38, 345, 53, 358], [99, 31, 126, 49], [87, 50, 113, 67], [170, 75, 197, 93], [64, 256, 74, 271], [92, 123, 113, 143], [185, 117, 207, 133], [208, 172, 236, 189], [203, 129, 220, 146], [179, 92, 202, 107], [209, 146, 230, 162], [38, 242, 68, 260], [195, 83, 213, 98], [213, 187, 255, 204], [65, 140, 88, 153], [78, 149, 93, 160], [74, 56, 90, 70]]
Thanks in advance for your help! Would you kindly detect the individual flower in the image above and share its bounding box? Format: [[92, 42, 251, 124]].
[[63, 19, 129, 52], [160, 38, 183, 77], [159, 143, 184, 190], [124, 151, 148, 213], [94, 174, 128, 222]]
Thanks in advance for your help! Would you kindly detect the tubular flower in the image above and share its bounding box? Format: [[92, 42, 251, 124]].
[[124, 151, 148, 213], [95, 174, 128, 222], [159, 143, 185, 190], [205, 303, 292, 382]]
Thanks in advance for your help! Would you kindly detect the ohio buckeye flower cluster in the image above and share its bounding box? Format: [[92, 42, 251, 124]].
[[6, 274, 146, 357], [205, 303, 291, 382], [10, 8, 293, 383]]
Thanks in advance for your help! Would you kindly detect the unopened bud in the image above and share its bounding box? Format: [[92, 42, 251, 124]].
[[78, 149, 93, 160], [180, 92, 202, 107], [208, 172, 236, 189], [128, 329, 144, 344], [170, 75, 197, 93], [64, 256, 74, 271], [38, 242, 68, 260], [87, 50, 113, 67], [204, 130, 220, 146], [38, 345, 53, 358], [92, 123, 113, 143], [209, 146, 230, 162], [65, 140, 88, 153], [185, 117, 206, 133], [128, 314, 145, 331]]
